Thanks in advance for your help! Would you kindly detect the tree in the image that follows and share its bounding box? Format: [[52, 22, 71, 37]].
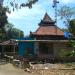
[[69, 19, 75, 52], [1, 0, 38, 11], [69, 19, 75, 36], [58, 5, 75, 28], [58, 6, 75, 57], [4, 23, 13, 39], [11, 28, 24, 39], [0, 0, 4, 5], [0, 5, 8, 28], [0, 5, 8, 41], [61, 28, 68, 32], [0, 29, 6, 41], [66, 19, 75, 57], [4, 23, 24, 39], [0, 3, 24, 40]]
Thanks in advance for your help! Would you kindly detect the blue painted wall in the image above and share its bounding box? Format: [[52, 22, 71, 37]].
[[17, 37, 34, 57]]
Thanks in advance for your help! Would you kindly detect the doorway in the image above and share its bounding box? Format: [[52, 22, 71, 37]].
[[39, 43, 53, 55]]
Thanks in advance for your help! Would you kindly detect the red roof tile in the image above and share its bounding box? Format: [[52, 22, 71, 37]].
[[43, 13, 54, 22], [32, 26, 64, 36], [31, 13, 64, 36]]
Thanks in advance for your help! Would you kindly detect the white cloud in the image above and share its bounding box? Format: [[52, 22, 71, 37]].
[[6, 2, 47, 35], [6, 0, 75, 35], [61, 0, 75, 4], [7, 3, 46, 20]]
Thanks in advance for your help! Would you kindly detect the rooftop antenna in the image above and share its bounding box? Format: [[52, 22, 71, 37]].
[[0, 0, 4, 5], [52, 0, 59, 35], [52, 0, 59, 25]]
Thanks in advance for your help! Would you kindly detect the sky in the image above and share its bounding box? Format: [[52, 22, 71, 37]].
[[3, 0, 75, 36]]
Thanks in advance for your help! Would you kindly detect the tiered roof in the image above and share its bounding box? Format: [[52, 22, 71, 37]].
[[30, 13, 64, 36], [42, 13, 54, 23]]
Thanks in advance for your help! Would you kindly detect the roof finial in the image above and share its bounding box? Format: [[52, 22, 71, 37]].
[[43, 13, 54, 22]]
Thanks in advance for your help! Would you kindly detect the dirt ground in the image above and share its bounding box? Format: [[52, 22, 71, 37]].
[[31, 63, 75, 75], [0, 63, 37, 75], [0, 62, 75, 75], [32, 69, 75, 75]]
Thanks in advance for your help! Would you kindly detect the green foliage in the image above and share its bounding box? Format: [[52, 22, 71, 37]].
[[69, 19, 75, 36], [0, 29, 6, 40], [5, 0, 38, 11], [59, 49, 70, 57], [0, 5, 9, 41], [0, 5, 8, 28], [59, 49, 75, 57], [4, 23, 24, 39], [0, 22, 24, 40], [58, 5, 75, 27], [69, 40, 75, 48], [11, 28, 24, 39], [61, 28, 68, 32], [20, 0, 38, 8], [59, 7, 75, 57], [59, 40, 75, 57], [68, 19, 75, 56]]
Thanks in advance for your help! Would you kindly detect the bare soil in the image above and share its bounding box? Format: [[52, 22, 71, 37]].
[[0, 63, 37, 75], [30, 63, 75, 75], [0, 62, 75, 75]]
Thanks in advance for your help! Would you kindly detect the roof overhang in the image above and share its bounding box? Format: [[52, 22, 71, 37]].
[[0, 39, 17, 46], [15, 40, 69, 43]]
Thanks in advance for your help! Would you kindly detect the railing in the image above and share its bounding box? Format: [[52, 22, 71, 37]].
[[4, 52, 18, 56], [37, 54, 54, 60]]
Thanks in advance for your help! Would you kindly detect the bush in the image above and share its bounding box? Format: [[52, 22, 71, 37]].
[[58, 49, 75, 57]]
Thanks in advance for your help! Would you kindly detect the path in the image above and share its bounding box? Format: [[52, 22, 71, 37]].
[[0, 63, 37, 75]]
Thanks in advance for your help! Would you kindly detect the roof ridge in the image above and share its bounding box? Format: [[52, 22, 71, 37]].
[[43, 13, 54, 22]]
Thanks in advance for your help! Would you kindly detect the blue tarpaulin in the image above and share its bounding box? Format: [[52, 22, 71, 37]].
[[64, 32, 70, 38], [17, 37, 34, 57]]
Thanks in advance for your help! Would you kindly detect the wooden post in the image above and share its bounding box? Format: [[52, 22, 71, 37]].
[[13, 45, 16, 55], [1, 45, 4, 58]]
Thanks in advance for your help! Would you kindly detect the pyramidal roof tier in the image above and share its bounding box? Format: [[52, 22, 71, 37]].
[[39, 13, 55, 26], [43, 13, 54, 22], [30, 13, 64, 36]]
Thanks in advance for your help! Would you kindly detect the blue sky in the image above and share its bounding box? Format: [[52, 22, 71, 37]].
[[3, 0, 75, 36]]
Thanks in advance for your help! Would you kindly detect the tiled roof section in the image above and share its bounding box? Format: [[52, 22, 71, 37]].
[[32, 26, 64, 36], [31, 13, 64, 36], [43, 13, 54, 22], [0, 40, 17, 45]]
